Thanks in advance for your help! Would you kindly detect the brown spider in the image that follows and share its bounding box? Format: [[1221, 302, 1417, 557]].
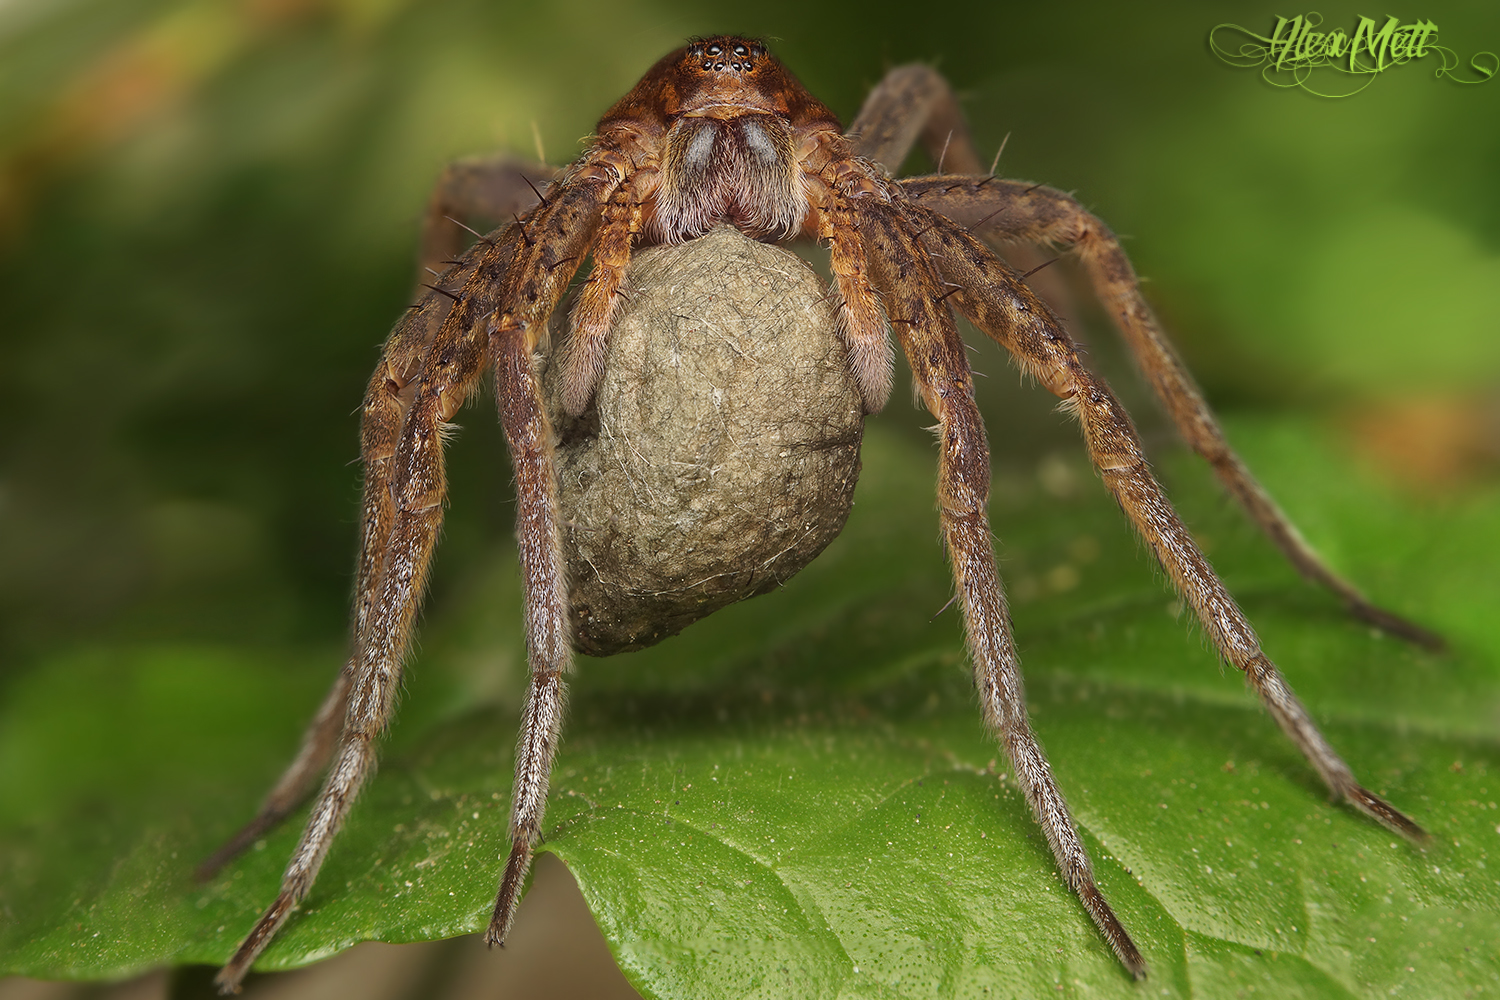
[[203, 36, 1442, 992]]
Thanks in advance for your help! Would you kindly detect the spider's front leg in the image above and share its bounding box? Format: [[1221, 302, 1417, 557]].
[[909, 202, 1428, 842], [847, 194, 1147, 977], [903, 175, 1443, 650]]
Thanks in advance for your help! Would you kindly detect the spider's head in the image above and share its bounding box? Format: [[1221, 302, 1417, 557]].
[[600, 37, 842, 244], [600, 36, 840, 130]]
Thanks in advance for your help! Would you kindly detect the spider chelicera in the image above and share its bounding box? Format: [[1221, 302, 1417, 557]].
[[203, 36, 1441, 993]]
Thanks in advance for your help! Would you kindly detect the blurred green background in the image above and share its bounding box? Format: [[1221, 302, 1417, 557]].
[[1, 0, 1498, 995]]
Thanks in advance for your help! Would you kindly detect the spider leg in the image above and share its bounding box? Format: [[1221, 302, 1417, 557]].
[[903, 177, 1444, 650], [195, 670, 350, 880], [907, 202, 1428, 843], [213, 229, 510, 994], [483, 326, 569, 948], [852, 196, 1145, 978], [215, 154, 623, 989], [560, 184, 642, 415], [814, 194, 894, 412], [198, 231, 519, 884], [847, 64, 983, 176], [479, 156, 628, 947], [420, 154, 558, 282]]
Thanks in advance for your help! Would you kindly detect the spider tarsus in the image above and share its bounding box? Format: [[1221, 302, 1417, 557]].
[[1347, 785, 1430, 844], [1347, 600, 1448, 653], [1077, 879, 1147, 979], [486, 837, 532, 949], [195, 812, 284, 882], [215, 892, 296, 995]]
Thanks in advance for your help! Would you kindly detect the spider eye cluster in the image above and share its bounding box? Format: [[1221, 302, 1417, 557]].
[[688, 37, 763, 73]]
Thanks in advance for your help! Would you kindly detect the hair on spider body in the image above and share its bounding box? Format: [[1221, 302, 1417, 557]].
[[205, 35, 1441, 994]]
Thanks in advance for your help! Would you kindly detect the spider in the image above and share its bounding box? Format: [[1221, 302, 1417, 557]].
[[203, 36, 1442, 993]]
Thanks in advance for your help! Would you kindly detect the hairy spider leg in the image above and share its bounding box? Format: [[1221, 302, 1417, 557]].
[[420, 155, 558, 283], [483, 325, 570, 948], [195, 671, 351, 881], [816, 191, 894, 413], [214, 151, 624, 991], [848, 60, 1438, 650], [561, 183, 644, 415], [907, 201, 1428, 843], [853, 195, 1147, 977], [213, 232, 501, 994], [903, 177, 1443, 651], [475, 151, 635, 949], [847, 63, 983, 176], [197, 229, 521, 884]]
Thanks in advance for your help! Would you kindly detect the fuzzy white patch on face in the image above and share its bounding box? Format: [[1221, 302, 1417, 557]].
[[653, 115, 807, 243], [738, 118, 780, 168]]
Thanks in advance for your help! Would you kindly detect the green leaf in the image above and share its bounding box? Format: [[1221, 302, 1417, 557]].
[[3, 421, 1497, 998]]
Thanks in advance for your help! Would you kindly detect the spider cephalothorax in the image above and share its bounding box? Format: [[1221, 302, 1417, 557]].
[[618, 39, 832, 244], [204, 35, 1440, 993]]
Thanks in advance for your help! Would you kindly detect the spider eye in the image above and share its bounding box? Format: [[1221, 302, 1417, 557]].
[[706, 43, 722, 56], [732, 43, 748, 57]]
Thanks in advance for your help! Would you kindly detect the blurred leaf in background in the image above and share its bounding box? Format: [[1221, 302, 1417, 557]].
[[1, 0, 1497, 997]]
